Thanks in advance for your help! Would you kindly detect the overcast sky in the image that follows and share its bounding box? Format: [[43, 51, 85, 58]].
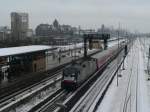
[[0, 0, 150, 33]]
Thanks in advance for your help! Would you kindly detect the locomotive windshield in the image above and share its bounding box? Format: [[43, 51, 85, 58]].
[[63, 67, 77, 77]]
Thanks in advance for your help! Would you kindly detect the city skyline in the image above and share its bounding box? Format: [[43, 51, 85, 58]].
[[0, 0, 150, 33]]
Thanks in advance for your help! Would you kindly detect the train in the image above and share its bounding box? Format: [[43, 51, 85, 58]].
[[61, 42, 128, 89]]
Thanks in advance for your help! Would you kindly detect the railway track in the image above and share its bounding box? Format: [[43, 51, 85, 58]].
[[0, 70, 62, 105], [69, 48, 127, 112], [0, 72, 62, 112], [0, 64, 65, 99], [0, 43, 127, 112], [43, 46, 128, 112], [0, 49, 100, 100], [122, 51, 134, 112], [122, 40, 139, 112], [70, 58, 120, 112], [33, 90, 72, 112], [136, 44, 139, 112], [0, 50, 101, 112]]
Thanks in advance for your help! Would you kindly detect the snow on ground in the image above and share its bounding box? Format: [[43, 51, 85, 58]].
[[139, 37, 150, 111], [108, 39, 125, 48], [55, 40, 122, 51], [54, 43, 84, 51], [96, 38, 150, 112]]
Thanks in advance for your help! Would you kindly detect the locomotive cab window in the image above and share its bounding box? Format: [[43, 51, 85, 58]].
[[71, 73, 75, 77]]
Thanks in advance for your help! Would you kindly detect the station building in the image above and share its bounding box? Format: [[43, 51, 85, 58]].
[[0, 45, 57, 78]]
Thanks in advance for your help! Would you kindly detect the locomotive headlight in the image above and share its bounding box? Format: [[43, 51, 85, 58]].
[[71, 73, 75, 77]]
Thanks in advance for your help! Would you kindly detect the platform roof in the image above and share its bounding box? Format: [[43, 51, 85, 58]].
[[0, 45, 57, 57]]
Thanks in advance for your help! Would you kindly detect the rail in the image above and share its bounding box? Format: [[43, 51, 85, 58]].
[[0, 72, 62, 112], [55, 44, 129, 112]]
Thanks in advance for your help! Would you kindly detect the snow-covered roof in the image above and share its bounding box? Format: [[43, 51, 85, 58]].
[[0, 45, 56, 57]]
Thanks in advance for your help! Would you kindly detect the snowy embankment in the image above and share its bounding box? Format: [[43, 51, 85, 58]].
[[96, 38, 150, 112]]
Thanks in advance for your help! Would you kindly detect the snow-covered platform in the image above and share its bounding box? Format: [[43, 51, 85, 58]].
[[96, 38, 150, 112]]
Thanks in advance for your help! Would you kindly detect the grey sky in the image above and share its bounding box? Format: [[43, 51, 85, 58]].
[[0, 0, 150, 32]]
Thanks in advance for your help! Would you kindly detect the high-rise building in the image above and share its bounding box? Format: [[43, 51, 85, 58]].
[[11, 12, 29, 41], [0, 26, 11, 41], [35, 24, 52, 37]]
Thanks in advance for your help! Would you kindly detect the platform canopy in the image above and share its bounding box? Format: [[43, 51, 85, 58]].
[[0, 45, 57, 57]]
